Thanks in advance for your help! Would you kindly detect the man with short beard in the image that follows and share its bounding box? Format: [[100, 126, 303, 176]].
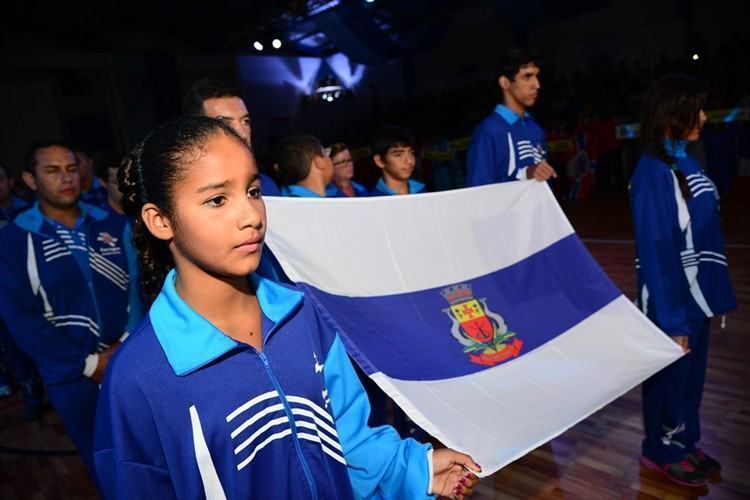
[[0, 140, 142, 483]]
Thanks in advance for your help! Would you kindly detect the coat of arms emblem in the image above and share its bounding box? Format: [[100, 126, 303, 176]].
[[441, 283, 523, 366]]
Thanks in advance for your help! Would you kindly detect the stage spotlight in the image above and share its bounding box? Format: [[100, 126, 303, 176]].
[[272, 38, 282, 49], [692, 53, 700, 61], [253, 41, 264, 51]]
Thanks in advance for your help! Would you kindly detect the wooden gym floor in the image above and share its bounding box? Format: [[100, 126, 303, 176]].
[[0, 182, 748, 499]]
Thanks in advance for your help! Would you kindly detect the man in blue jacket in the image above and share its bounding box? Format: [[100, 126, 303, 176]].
[[467, 47, 557, 186], [0, 140, 142, 481], [183, 77, 282, 196]]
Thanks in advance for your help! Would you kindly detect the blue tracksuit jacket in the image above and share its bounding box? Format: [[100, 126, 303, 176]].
[[94, 270, 433, 499], [0, 202, 142, 384], [368, 178, 426, 197], [466, 104, 547, 185], [630, 141, 736, 335]]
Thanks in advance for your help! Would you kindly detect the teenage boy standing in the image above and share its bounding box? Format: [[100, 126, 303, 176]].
[[467, 47, 556, 185], [369, 126, 426, 196]]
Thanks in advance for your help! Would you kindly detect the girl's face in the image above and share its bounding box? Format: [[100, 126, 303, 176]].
[[168, 132, 266, 280], [685, 109, 707, 141], [331, 150, 354, 182]]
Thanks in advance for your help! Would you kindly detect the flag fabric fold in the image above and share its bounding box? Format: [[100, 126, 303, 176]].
[[264, 182, 682, 476]]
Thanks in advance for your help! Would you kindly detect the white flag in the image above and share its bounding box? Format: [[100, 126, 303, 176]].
[[264, 182, 682, 476]]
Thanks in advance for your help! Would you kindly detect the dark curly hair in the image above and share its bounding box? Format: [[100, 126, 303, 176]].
[[119, 116, 246, 303], [640, 74, 708, 199]]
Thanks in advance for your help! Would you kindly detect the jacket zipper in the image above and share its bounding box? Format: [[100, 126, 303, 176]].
[[258, 351, 318, 500]]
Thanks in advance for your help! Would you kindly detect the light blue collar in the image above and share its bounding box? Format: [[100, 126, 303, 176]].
[[286, 184, 325, 198], [663, 138, 689, 158], [494, 104, 530, 125], [375, 177, 425, 195], [14, 201, 107, 233], [149, 269, 304, 376]]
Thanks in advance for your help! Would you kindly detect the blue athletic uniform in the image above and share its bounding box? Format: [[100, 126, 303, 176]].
[[630, 139, 736, 464], [0, 201, 143, 476], [466, 104, 547, 185], [368, 178, 426, 197], [94, 270, 434, 499]]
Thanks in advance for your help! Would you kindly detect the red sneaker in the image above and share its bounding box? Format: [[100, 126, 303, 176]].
[[640, 455, 708, 487], [687, 448, 722, 475]]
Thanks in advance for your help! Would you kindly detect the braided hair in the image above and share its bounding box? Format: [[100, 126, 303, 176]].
[[119, 116, 246, 303], [640, 74, 708, 199]]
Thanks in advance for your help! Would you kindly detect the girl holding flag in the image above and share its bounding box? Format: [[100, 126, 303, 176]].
[[93, 116, 480, 499], [630, 74, 736, 487]]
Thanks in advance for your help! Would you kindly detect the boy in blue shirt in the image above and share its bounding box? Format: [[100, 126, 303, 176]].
[[467, 47, 556, 185], [277, 134, 335, 198], [369, 126, 426, 196], [0, 140, 142, 481]]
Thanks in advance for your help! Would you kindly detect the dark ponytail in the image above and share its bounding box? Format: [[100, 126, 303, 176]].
[[118, 116, 245, 303], [640, 74, 708, 200]]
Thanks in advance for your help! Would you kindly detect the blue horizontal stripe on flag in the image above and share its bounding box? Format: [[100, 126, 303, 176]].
[[301, 234, 621, 381]]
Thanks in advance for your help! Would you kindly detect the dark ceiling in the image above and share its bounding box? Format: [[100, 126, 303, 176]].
[[2, 0, 611, 62]]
